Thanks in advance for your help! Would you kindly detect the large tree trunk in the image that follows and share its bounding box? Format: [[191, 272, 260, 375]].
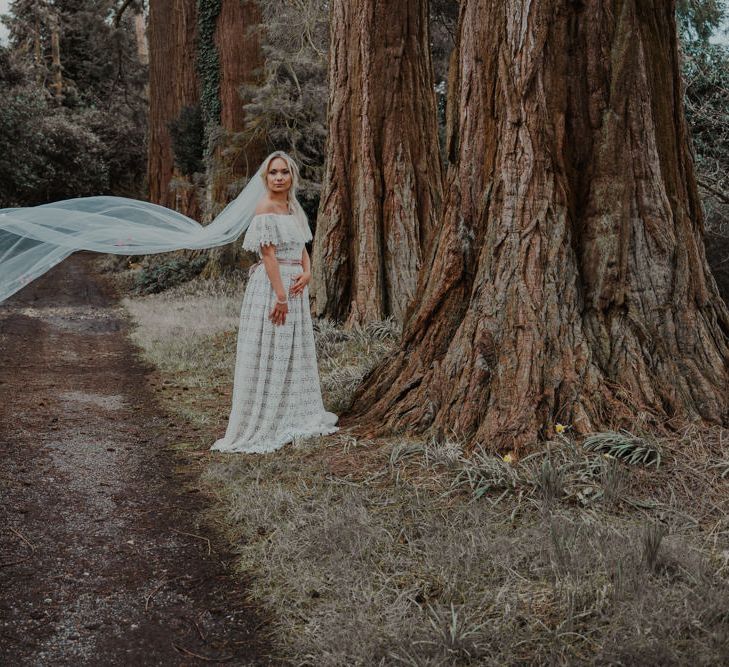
[[200, 0, 267, 277], [147, 0, 200, 219], [346, 0, 729, 453], [213, 0, 266, 193], [311, 0, 443, 326]]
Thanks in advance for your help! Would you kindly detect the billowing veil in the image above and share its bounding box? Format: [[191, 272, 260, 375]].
[[0, 150, 308, 303]]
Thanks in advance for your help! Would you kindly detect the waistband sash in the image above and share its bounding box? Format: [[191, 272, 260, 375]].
[[248, 258, 302, 278]]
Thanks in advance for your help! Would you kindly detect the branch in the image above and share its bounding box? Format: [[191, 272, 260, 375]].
[[697, 177, 729, 205], [113, 0, 136, 28]]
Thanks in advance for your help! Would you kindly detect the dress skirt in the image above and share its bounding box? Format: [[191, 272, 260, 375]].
[[211, 258, 339, 454]]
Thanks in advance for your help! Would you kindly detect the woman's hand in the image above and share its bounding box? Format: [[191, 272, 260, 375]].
[[289, 270, 311, 297], [269, 298, 289, 326]]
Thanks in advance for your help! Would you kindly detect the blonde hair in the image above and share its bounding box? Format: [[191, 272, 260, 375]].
[[259, 150, 309, 230]]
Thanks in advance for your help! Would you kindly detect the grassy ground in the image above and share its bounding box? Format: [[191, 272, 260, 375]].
[[106, 258, 729, 666]]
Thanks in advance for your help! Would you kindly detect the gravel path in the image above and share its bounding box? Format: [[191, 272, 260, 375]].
[[0, 253, 272, 666]]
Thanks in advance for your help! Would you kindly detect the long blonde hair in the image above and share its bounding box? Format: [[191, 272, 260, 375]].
[[259, 150, 309, 233]]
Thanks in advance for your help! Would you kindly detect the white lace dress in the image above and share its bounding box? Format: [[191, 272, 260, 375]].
[[211, 212, 339, 454]]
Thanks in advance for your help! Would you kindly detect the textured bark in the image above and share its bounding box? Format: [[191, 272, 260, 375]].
[[146, 0, 200, 219], [311, 0, 443, 326], [347, 0, 729, 452], [201, 0, 267, 277], [210, 0, 267, 210]]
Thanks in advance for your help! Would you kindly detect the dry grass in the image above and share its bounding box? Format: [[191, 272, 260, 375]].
[[111, 260, 729, 666]]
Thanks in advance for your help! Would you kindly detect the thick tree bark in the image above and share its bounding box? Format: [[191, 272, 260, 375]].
[[311, 0, 443, 326], [347, 0, 729, 452], [147, 0, 200, 219], [201, 0, 268, 277], [209, 0, 267, 209]]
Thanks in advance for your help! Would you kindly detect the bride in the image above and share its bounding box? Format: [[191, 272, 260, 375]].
[[0, 149, 339, 454], [210, 151, 339, 453]]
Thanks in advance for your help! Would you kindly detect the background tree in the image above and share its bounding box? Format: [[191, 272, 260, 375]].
[[0, 48, 58, 205], [146, 0, 200, 217], [202, 0, 267, 218], [429, 0, 458, 158], [0, 51, 109, 206], [677, 0, 726, 40], [198, 0, 268, 276], [346, 0, 729, 453], [677, 0, 729, 303], [3, 0, 53, 81], [1, 0, 148, 203], [236, 0, 329, 219], [310, 0, 444, 325], [145, 0, 267, 275]]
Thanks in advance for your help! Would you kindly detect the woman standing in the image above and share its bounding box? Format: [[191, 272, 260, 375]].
[[211, 151, 339, 453]]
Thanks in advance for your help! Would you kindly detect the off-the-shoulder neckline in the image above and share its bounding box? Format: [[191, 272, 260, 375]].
[[253, 212, 294, 217]]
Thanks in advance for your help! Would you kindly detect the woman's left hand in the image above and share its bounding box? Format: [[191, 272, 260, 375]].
[[289, 270, 311, 297]]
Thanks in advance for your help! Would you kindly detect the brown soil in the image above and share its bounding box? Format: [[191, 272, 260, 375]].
[[0, 252, 275, 666]]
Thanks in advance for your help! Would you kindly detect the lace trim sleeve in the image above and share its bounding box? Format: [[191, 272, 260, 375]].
[[241, 213, 308, 251]]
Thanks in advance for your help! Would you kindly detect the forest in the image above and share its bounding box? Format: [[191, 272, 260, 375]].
[[1, 0, 729, 664], [2, 0, 727, 450]]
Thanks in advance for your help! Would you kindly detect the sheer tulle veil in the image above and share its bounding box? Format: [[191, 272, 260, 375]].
[[0, 150, 308, 303]]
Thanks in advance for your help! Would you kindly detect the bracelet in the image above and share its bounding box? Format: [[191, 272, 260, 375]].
[[276, 296, 288, 305]]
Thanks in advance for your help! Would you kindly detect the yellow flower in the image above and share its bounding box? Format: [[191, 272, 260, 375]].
[[555, 423, 567, 434], [502, 453, 514, 464]]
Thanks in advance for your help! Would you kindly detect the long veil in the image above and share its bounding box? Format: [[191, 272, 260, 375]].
[[0, 150, 306, 303]]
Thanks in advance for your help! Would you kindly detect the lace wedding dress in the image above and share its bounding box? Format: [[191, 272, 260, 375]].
[[211, 213, 339, 453]]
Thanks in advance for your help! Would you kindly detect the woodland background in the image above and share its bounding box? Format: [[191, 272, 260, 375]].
[[3, 3, 729, 663], [1, 0, 728, 450], [0, 0, 727, 298]]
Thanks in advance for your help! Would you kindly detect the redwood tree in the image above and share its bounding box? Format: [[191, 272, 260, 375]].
[[311, 0, 443, 325], [200, 0, 268, 276], [346, 0, 729, 452], [147, 0, 200, 218], [209, 0, 267, 207], [147, 0, 265, 228]]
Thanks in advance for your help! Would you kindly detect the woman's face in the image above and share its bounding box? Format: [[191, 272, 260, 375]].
[[266, 157, 292, 195]]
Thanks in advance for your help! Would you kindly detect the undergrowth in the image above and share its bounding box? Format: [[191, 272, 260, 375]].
[[113, 262, 729, 666]]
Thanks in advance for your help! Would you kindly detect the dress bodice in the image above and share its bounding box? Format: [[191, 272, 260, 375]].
[[272, 242, 305, 260], [241, 213, 312, 260]]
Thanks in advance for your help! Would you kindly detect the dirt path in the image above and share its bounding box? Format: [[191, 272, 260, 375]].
[[0, 253, 273, 666]]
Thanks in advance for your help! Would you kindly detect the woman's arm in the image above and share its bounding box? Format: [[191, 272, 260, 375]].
[[260, 243, 286, 300], [290, 247, 312, 297], [260, 244, 288, 325]]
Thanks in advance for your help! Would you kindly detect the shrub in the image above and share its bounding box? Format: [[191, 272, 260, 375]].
[[132, 256, 208, 295]]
